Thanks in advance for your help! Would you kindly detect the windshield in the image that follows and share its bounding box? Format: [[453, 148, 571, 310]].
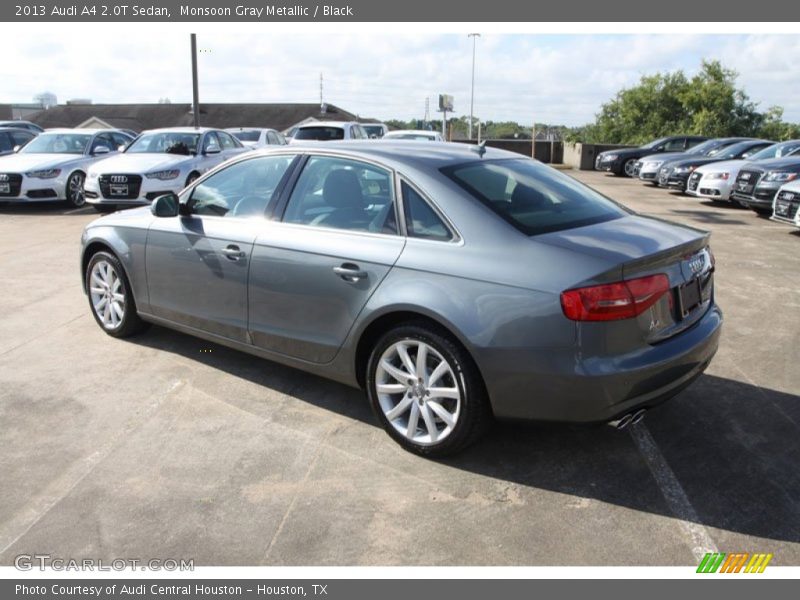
[[750, 140, 800, 161], [126, 132, 201, 155], [714, 141, 761, 160], [685, 139, 728, 156], [231, 130, 260, 142], [20, 133, 91, 154], [442, 159, 628, 236], [294, 126, 345, 141], [641, 137, 670, 150]]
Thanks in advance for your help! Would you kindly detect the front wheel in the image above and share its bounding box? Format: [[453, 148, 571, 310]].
[[366, 323, 491, 457], [66, 171, 86, 207], [623, 158, 638, 177], [86, 251, 147, 338]]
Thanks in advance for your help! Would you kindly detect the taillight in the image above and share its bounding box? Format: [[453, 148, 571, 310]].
[[560, 274, 670, 321]]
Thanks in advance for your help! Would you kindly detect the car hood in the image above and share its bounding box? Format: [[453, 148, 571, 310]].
[[91, 153, 192, 174], [694, 159, 744, 175], [665, 157, 724, 169], [0, 153, 82, 171], [535, 214, 707, 269]]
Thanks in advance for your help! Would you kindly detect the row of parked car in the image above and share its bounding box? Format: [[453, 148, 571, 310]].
[[595, 135, 800, 232], [0, 120, 444, 210]]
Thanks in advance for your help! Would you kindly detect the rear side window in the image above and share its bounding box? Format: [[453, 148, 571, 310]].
[[402, 182, 452, 241], [442, 159, 627, 236]]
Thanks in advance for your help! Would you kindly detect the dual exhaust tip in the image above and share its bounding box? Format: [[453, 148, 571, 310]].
[[609, 408, 647, 430]]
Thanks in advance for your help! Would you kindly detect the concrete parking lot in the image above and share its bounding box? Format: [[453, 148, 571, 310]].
[[0, 170, 798, 566]]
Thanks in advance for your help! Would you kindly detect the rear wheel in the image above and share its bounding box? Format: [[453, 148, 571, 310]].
[[85, 251, 147, 338], [366, 323, 491, 457]]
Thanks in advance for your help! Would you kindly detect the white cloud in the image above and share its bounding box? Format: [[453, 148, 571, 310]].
[[2, 32, 799, 126]]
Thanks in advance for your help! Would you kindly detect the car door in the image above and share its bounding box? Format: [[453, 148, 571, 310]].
[[145, 154, 297, 342], [248, 154, 405, 363]]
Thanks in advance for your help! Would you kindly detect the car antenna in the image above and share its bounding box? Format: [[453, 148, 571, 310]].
[[471, 140, 487, 157]]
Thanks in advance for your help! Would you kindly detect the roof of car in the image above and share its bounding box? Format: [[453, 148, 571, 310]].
[[386, 130, 440, 135], [39, 128, 125, 134], [296, 121, 360, 128], [254, 140, 523, 170], [225, 127, 276, 132], [140, 127, 218, 134]]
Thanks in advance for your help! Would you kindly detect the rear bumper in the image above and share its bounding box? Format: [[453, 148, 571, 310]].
[[482, 304, 723, 423]]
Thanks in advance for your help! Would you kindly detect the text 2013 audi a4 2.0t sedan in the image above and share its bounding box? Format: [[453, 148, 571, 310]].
[[83, 127, 248, 211], [80, 143, 722, 456]]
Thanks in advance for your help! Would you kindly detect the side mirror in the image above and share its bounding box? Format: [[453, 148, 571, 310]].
[[117, 145, 127, 152], [150, 193, 180, 217], [93, 145, 111, 155], [204, 146, 221, 155], [12, 145, 20, 153]]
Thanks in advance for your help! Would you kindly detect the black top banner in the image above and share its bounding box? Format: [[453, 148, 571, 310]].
[[3, 0, 800, 22]]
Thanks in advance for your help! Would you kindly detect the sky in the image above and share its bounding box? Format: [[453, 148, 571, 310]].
[[3, 33, 800, 126]]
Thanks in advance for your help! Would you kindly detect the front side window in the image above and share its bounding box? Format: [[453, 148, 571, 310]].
[[232, 130, 260, 142], [189, 155, 295, 218], [663, 138, 686, 151], [203, 132, 221, 153], [0, 132, 12, 153], [282, 156, 396, 234], [266, 131, 280, 145], [217, 132, 238, 150], [443, 159, 627, 236]]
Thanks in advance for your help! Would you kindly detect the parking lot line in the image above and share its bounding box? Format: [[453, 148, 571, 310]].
[[629, 422, 718, 561]]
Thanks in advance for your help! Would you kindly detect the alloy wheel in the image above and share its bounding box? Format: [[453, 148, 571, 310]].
[[89, 260, 126, 329], [68, 172, 86, 207], [624, 159, 637, 178], [374, 340, 461, 446]]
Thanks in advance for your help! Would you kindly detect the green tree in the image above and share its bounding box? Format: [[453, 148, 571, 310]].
[[573, 60, 799, 144]]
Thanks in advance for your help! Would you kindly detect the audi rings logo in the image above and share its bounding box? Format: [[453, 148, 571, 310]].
[[110, 175, 128, 183], [688, 255, 705, 275], [0, 174, 8, 182]]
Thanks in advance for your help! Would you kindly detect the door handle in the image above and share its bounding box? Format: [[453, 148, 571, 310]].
[[333, 263, 367, 282], [221, 245, 246, 260]]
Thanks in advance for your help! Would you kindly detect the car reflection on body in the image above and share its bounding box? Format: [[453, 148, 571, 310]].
[[80, 142, 722, 456]]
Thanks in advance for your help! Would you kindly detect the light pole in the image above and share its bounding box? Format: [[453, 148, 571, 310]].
[[190, 34, 200, 128], [468, 33, 480, 140]]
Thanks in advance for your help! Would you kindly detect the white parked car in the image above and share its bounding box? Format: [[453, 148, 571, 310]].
[[686, 140, 800, 203], [383, 130, 444, 142], [772, 180, 800, 229], [226, 127, 287, 148], [0, 128, 133, 207], [290, 121, 370, 143], [84, 127, 248, 211]]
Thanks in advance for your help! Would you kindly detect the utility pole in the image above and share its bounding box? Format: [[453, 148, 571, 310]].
[[319, 72, 324, 110], [468, 33, 480, 140], [424, 97, 430, 126], [190, 34, 200, 128]]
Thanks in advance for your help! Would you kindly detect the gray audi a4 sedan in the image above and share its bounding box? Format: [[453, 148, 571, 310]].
[[80, 142, 722, 456]]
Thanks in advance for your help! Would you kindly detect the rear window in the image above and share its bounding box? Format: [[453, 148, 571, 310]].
[[294, 126, 345, 141], [232, 130, 260, 142], [442, 159, 628, 236]]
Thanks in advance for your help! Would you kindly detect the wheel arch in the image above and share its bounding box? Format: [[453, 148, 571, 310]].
[[352, 307, 487, 395]]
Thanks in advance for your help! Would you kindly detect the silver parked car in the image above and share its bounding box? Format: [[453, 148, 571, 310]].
[[80, 142, 722, 456]]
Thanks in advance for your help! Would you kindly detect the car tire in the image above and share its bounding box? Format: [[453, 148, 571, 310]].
[[366, 322, 491, 457], [66, 171, 86, 207], [623, 159, 638, 178], [185, 172, 200, 187], [85, 251, 147, 338]]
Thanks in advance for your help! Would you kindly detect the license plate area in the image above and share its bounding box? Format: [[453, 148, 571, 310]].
[[678, 278, 702, 317], [0, 183, 9, 194], [110, 184, 128, 196]]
